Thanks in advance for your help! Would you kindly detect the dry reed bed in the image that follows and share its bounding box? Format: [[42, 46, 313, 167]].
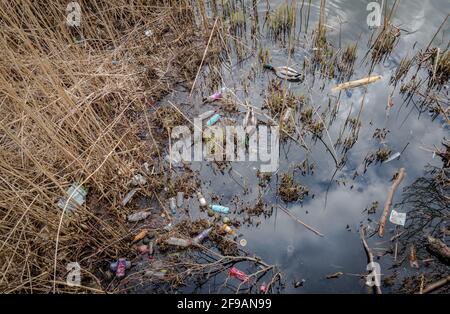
[[0, 0, 207, 293]]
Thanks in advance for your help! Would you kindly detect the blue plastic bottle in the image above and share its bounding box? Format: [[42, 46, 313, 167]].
[[206, 114, 221, 126], [210, 204, 229, 214]]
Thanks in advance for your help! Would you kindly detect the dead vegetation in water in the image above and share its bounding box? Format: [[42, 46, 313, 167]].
[[266, 1, 297, 42], [337, 43, 358, 80], [278, 173, 309, 202], [264, 79, 298, 117], [311, 0, 336, 78], [300, 107, 325, 138], [390, 56, 414, 85], [363, 146, 392, 172], [370, 23, 400, 65], [417, 48, 450, 89]]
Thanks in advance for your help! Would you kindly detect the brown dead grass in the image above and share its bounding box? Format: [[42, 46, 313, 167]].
[[0, 0, 208, 293]]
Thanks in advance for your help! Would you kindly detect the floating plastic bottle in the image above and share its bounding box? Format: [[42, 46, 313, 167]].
[[229, 267, 249, 282], [197, 192, 207, 207], [193, 227, 213, 244], [176, 192, 184, 207], [206, 113, 221, 126], [127, 211, 151, 222], [166, 237, 191, 247], [169, 197, 176, 215], [221, 224, 235, 235], [281, 108, 292, 124], [383, 152, 401, 163], [210, 204, 229, 214]]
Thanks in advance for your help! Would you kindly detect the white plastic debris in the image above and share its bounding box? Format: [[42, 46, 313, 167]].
[[122, 188, 139, 206], [127, 210, 151, 222], [176, 192, 184, 207], [131, 174, 147, 186], [389, 209, 406, 226], [57, 183, 87, 214], [144, 30, 152, 37], [383, 152, 401, 163], [239, 239, 247, 247]]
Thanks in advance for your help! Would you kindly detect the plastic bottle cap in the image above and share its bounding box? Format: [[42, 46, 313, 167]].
[[239, 239, 247, 247]]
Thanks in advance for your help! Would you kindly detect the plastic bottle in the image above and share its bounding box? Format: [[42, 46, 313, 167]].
[[206, 114, 221, 126], [221, 224, 235, 235], [281, 108, 292, 124], [197, 192, 207, 207], [169, 197, 176, 215], [176, 192, 184, 207], [166, 237, 191, 247], [127, 211, 151, 222], [210, 204, 229, 214], [193, 227, 213, 244]]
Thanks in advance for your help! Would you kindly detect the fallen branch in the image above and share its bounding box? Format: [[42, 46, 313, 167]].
[[417, 275, 450, 294], [378, 168, 406, 237], [360, 227, 382, 294], [331, 75, 382, 92], [278, 205, 324, 237], [427, 235, 450, 265]]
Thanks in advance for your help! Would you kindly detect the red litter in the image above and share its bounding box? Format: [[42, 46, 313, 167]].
[[229, 267, 249, 282]]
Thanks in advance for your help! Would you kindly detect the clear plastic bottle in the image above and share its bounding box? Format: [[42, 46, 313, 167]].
[[169, 197, 176, 214], [166, 237, 191, 247], [193, 227, 213, 244], [127, 211, 151, 222], [176, 192, 184, 207]]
